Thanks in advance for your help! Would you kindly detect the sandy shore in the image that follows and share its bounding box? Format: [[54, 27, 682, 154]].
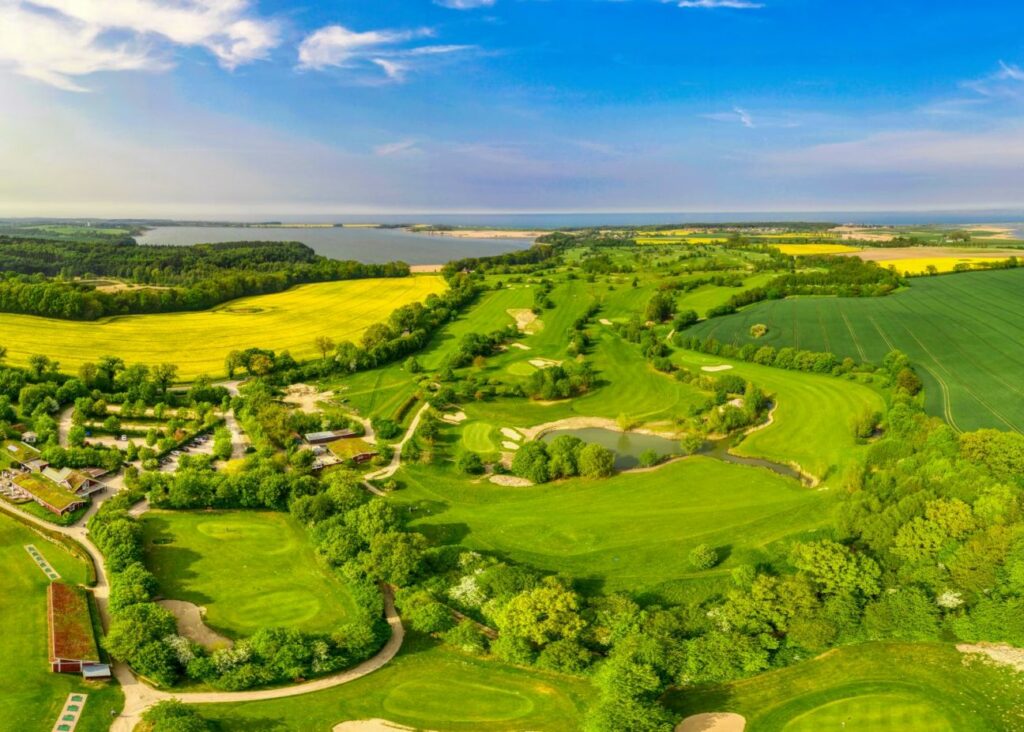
[[409, 229, 545, 240]]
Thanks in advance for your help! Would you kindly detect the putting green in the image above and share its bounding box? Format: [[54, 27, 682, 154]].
[[461, 422, 498, 453], [506, 361, 538, 376], [782, 692, 953, 732], [142, 510, 361, 636]]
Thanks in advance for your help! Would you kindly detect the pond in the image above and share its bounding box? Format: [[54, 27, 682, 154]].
[[540, 427, 805, 481]]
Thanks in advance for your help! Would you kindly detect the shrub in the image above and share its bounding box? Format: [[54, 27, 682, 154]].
[[579, 443, 615, 478], [457, 451, 485, 475], [749, 323, 768, 338], [689, 543, 719, 570]]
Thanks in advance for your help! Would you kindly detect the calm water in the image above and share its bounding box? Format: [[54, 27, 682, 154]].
[[135, 226, 529, 264], [540, 426, 804, 481]]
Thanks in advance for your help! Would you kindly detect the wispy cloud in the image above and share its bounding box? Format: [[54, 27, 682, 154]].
[[434, 0, 496, 9], [704, 106, 756, 128], [675, 0, 765, 9], [374, 140, 420, 156], [0, 0, 279, 92], [298, 25, 472, 82]]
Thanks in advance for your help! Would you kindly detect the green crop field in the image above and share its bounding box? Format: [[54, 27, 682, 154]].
[[397, 457, 830, 604], [688, 268, 1024, 433], [141, 510, 360, 637], [0, 276, 445, 381], [0, 513, 123, 732], [666, 642, 1024, 731], [195, 634, 593, 731]]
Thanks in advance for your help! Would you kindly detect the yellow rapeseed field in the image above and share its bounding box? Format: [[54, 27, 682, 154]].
[[1, 276, 446, 380], [776, 243, 863, 255], [880, 257, 1011, 274]]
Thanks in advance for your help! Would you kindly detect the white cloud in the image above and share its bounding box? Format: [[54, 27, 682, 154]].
[[434, 0, 496, 8], [703, 106, 756, 128], [374, 140, 419, 156], [0, 0, 278, 91], [675, 0, 765, 8], [298, 24, 472, 82], [764, 128, 1024, 174]]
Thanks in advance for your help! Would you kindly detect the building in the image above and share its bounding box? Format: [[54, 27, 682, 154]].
[[41, 467, 106, 498], [15, 473, 86, 516], [2, 440, 49, 472], [48, 583, 101, 675], [304, 429, 356, 445]]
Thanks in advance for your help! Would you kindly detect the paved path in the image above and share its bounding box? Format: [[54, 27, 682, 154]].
[[364, 403, 430, 483], [0, 476, 406, 731]]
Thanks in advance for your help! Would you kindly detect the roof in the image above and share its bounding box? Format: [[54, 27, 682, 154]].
[[15, 473, 83, 512], [328, 437, 378, 459], [42, 467, 99, 494], [2, 439, 41, 464], [82, 663, 111, 679], [48, 583, 100, 663]]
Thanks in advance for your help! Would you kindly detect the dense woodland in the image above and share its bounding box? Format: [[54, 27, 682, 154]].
[[0, 236, 408, 319]]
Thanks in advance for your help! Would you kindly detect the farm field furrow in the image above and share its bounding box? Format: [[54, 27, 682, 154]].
[[688, 268, 1024, 432], [0, 276, 446, 380]]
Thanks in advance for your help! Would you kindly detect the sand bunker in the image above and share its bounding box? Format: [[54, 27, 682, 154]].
[[159, 600, 233, 650], [501, 441, 520, 451], [442, 411, 468, 424], [510, 342, 531, 351], [676, 713, 746, 732], [599, 318, 613, 326], [283, 383, 334, 413], [958, 643, 1024, 672], [507, 309, 543, 334], [528, 358, 562, 369], [701, 365, 733, 372], [500, 427, 522, 441], [489, 474, 533, 487], [334, 720, 427, 732]]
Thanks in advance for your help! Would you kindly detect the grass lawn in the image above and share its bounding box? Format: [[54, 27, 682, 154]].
[[0, 513, 123, 732], [0, 276, 445, 380], [665, 642, 1024, 731], [396, 457, 831, 604], [672, 350, 886, 483], [687, 268, 1024, 432], [196, 634, 593, 731], [141, 510, 360, 637], [461, 421, 498, 453]]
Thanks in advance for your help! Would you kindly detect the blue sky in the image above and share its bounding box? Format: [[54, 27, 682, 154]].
[[0, 0, 1022, 217]]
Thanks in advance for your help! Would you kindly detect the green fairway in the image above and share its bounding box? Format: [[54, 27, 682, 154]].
[[672, 350, 885, 482], [0, 513, 123, 732], [194, 634, 593, 731], [0, 276, 445, 380], [687, 268, 1024, 432], [141, 510, 360, 636], [397, 457, 829, 603], [666, 642, 1024, 732]]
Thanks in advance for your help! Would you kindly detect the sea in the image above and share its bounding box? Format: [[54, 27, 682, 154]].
[[134, 211, 1024, 264]]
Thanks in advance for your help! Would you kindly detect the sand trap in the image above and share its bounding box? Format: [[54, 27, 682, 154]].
[[158, 600, 233, 650], [676, 713, 746, 732], [334, 720, 427, 732], [958, 643, 1024, 672], [507, 309, 543, 334], [501, 441, 520, 451], [599, 318, 613, 326], [528, 358, 562, 369], [510, 342, 531, 351], [283, 383, 334, 413], [442, 411, 467, 424], [500, 428, 522, 441], [701, 365, 733, 372], [489, 474, 533, 487]]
